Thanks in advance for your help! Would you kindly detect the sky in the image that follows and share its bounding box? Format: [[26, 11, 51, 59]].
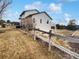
[[3, 0, 79, 25]]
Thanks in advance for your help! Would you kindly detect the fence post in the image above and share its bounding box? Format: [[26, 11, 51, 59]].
[[48, 30, 52, 51], [33, 27, 36, 40]]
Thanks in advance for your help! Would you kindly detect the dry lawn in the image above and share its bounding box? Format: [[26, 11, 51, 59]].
[[0, 29, 63, 59], [56, 29, 74, 36], [72, 30, 79, 36]]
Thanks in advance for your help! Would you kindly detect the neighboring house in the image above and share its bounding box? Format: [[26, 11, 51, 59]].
[[19, 9, 39, 29], [19, 9, 55, 32]]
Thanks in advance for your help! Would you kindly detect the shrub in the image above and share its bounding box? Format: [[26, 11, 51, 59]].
[[66, 25, 77, 30], [1, 24, 6, 28]]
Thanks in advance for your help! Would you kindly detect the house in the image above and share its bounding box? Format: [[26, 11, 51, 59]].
[[19, 9, 39, 29], [19, 9, 55, 32], [32, 12, 53, 32]]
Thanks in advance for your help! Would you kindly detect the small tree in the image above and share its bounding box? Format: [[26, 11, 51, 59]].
[[0, 19, 6, 28], [0, 0, 12, 19], [67, 19, 77, 30], [68, 19, 76, 26], [7, 20, 10, 23], [56, 24, 60, 29], [0, 19, 5, 25]]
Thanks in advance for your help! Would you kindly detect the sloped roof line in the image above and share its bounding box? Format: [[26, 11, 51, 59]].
[[20, 9, 39, 17], [25, 11, 53, 20]]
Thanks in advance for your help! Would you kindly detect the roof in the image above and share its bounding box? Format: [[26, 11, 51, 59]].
[[26, 11, 53, 20], [20, 9, 39, 17]]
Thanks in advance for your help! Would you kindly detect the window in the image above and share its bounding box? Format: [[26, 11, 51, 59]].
[[47, 20, 49, 24], [33, 18, 35, 23], [40, 19, 42, 23]]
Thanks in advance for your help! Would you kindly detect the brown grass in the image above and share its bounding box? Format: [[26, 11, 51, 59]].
[[0, 29, 64, 59], [56, 29, 74, 36]]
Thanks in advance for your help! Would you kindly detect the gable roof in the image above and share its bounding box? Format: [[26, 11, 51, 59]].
[[38, 12, 53, 20], [20, 9, 39, 17], [26, 11, 53, 20]]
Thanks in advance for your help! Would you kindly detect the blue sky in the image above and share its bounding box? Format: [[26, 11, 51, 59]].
[[4, 0, 79, 25]]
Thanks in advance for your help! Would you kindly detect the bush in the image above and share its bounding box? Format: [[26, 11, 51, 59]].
[[16, 25, 21, 28], [0, 30, 5, 33], [56, 24, 66, 29], [1, 24, 6, 28], [66, 25, 77, 30]]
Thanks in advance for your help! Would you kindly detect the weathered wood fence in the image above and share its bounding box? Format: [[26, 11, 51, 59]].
[[33, 28, 79, 59]]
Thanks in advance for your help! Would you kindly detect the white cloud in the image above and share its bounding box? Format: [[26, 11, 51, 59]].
[[24, 1, 46, 10], [49, 3, 62, 13], [3, 10, 19, 21], [64, 13, 71, 23], [24, 1, 62, 14]]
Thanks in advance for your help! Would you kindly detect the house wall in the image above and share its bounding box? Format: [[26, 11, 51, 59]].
[[21, 16, 33, 29], [20, 19, 25, 27], [32, 13, 52, 32], [25, 16, 32, 25]]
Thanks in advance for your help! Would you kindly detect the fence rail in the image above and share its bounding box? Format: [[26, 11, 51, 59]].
[[34, 29, 79, 59], [35, 29, 79, 43]]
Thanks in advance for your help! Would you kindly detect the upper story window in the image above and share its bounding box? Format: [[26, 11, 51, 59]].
[[40, 19, 42, 23], [47, 20, 49, 24], [33, 18, 35, 23]]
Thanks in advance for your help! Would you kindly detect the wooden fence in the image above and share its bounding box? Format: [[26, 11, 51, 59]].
[[33, 28, 79, 59]]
